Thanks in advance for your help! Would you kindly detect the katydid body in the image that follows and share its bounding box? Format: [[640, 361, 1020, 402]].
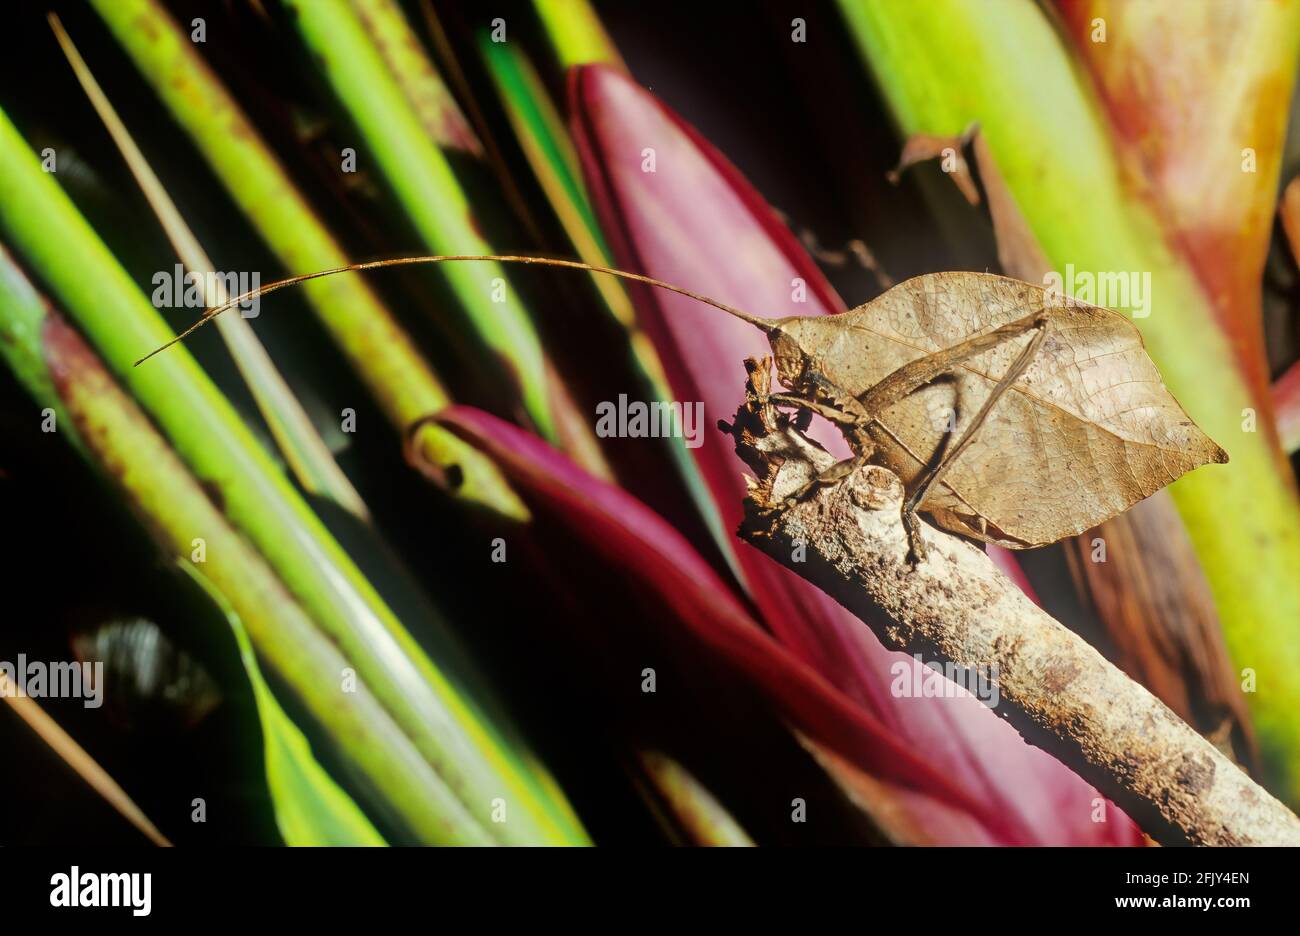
[[139, 255, 1225, 558], [765, 310, 1049, 560]]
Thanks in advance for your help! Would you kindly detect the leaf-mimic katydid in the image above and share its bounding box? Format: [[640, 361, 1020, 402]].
[[136, 255, 1227, 561]]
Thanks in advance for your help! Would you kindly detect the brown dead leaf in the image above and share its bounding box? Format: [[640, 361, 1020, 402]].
[[969, 133, 1052, 283], [888, 126, 1050, 281], [769, 272, 1228, 547], [887, 130, 981, 206]]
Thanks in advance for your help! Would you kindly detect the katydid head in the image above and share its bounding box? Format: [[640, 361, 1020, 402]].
[[767, 323, 812, 388], [764, 315, 848, 395]]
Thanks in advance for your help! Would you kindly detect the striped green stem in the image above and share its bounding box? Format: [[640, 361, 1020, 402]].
[[0, 108, 586, 844], [534, 0, 626, 71], [282, 0, 600, 465], [0, 247, 484, 843], [348, 0, 482, 155], [51, 12, 369, 522], [89, 0, 525, 521]]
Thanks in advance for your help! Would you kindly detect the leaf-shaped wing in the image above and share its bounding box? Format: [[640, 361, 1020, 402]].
[[784, 272, 1227, 547]]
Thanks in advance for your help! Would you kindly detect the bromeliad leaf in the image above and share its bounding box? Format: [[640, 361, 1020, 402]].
[[770, 271, 1228, 547]]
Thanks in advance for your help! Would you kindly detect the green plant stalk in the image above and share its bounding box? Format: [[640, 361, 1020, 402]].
[[0, 249, 483, 843], [282, 0, 574, 450], [838, 0, 1300, 802], [0, 110, 586, 844], [52, 12, 369, 522], [348, 0, 481, 155], [534, 0, 626, 71], [89, 0, 525, 521]]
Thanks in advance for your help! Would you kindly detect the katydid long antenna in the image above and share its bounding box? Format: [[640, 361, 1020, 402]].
[[133, 254, 779, 366]]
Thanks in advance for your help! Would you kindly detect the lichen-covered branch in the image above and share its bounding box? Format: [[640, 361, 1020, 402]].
[[725, 358, 1300, 846]]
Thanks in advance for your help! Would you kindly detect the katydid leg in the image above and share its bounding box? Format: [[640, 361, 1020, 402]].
[[856, 310, 1047, 417], [900, 320, 1048, 562]]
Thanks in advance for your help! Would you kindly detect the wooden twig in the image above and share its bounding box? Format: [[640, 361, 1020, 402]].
[[725, 357, 1300, 846]]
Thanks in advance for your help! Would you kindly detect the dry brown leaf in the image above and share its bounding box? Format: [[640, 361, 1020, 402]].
[[968, 133, 1052, 283], [888, 126, 1050, 281], [887, 130, 981, 206], [769, 271, 1228, 547]]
